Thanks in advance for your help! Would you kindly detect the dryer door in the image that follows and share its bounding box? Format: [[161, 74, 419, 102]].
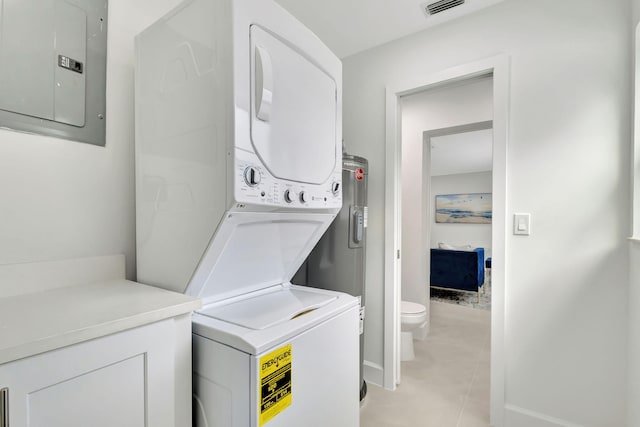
[[250, 25, 338, 185]]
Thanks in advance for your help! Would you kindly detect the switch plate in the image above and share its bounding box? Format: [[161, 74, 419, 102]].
[[514, 213, 531, 236]]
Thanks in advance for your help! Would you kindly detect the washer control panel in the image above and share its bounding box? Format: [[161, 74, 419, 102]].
[[235, 158, 341, 209]]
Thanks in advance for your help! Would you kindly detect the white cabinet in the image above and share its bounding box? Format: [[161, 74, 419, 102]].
[[0, 315, 192, 427], [0, 259, 200, 427]]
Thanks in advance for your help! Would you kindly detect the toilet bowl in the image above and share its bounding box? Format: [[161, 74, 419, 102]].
[[401, 301, 427, 361]]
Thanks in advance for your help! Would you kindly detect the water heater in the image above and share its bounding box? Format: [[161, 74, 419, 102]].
[[294, 153, 369, 400]]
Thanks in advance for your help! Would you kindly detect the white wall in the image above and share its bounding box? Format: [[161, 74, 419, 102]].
[[344, 0, 631, 424], [629, 2, 640, 426], [0, 0, 181, 281], [430, 171, 492, 252], [400, 78, 492, 306], [630, 241, 640, 426]]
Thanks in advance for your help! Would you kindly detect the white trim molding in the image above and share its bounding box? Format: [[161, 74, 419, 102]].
[[633, 24, 640, 239], [384, 54, 510, 426], [505, 404, 584, 427], [363, 360, 384, 387], [0, 255, 126, 298]]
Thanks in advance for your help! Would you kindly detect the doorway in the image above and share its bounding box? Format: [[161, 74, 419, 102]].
[[384, 55, 508, 426]]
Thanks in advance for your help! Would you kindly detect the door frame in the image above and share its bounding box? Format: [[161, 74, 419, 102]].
[[384, 54, 509, 426], [421, 119, 494, 339]]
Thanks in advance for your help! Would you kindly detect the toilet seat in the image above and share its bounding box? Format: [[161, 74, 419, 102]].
[[401, 301, 426, 315], [401, 301, 426, 326], [402, 312, 426, 322]]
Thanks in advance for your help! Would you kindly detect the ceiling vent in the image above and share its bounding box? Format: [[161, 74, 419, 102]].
[[422, 0, 466, 16]]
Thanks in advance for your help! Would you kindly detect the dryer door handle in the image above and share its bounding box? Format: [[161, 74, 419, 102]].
[[255, 46, 273, 122]]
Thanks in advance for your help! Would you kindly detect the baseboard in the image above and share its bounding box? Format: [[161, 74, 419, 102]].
[[505, 404, 584, 427], [0, 254, 126, 298], [363, 360, 384, 387]]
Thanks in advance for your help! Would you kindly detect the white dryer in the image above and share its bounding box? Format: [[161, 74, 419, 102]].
[[134, 0, 359, 426]]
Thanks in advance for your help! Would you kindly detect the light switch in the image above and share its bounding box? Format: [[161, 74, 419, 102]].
[[514, 213, 531, 236]]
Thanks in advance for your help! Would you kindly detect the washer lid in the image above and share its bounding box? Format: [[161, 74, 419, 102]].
[[198, 286, 337, 330], [191, 284, 359, 355], [186, 211, 336, 304], [401, 301, 426, 314]]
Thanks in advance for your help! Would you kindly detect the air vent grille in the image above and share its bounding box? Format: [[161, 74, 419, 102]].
[[425, 0, 465, 15]]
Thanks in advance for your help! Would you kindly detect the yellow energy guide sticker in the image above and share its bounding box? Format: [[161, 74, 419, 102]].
[[259, 344, 292, 425]]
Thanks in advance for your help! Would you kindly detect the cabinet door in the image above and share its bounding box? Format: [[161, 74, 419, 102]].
[[0, 318, 183, 427]]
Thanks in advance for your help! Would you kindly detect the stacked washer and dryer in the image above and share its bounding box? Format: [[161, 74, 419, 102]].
[[134, 0, 359, 426]]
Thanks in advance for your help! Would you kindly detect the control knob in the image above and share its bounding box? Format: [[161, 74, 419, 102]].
[[284, 189, 296, 203], [331, 181, 340, 196], [299, 191, 309, 203], [243, 166, 261, 187]]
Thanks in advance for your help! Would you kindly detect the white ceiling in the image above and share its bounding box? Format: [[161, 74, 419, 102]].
[[430, 129, 493, 176], [273, 0, 506, 58]]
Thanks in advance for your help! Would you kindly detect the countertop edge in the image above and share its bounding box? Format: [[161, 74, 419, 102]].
[[0, 281, 201, 365]]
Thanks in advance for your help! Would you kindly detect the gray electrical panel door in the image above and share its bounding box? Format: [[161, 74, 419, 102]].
[[0, 0, 107, 146]]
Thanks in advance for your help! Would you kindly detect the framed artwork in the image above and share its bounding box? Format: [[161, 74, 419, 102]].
[[435, 193, 492, 224]]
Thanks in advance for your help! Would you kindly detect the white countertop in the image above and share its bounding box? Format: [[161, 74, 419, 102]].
[[0, 279, 201, 365]]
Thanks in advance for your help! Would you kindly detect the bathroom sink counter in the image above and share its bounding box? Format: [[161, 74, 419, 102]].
[[0, 279, 201, 365]]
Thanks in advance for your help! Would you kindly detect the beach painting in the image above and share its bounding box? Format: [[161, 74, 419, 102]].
[[435, 193, 492, 224]]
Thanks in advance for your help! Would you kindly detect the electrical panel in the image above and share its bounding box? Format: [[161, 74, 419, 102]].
[[0, 0, 108, 146]]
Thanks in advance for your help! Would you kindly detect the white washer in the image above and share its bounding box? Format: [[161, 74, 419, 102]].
[[135, 0, 359, 426], [192, 284, 358, 426]]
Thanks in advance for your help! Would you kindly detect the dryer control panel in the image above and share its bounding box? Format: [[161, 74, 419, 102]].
[[235, 152, 341, 209]]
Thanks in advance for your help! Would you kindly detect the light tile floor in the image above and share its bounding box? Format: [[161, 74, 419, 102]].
[[360, 302, 491, 427]]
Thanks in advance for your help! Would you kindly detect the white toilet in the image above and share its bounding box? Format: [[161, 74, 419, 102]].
[[401, 301, 427, 361]]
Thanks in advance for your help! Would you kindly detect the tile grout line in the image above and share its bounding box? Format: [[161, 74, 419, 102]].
[[360, 303, 491, 427], [455, 351, 481, 427], [456, 320, 492, 427]]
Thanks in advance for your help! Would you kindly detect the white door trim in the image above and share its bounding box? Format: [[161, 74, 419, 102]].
[[384, 54, 509, 427]]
